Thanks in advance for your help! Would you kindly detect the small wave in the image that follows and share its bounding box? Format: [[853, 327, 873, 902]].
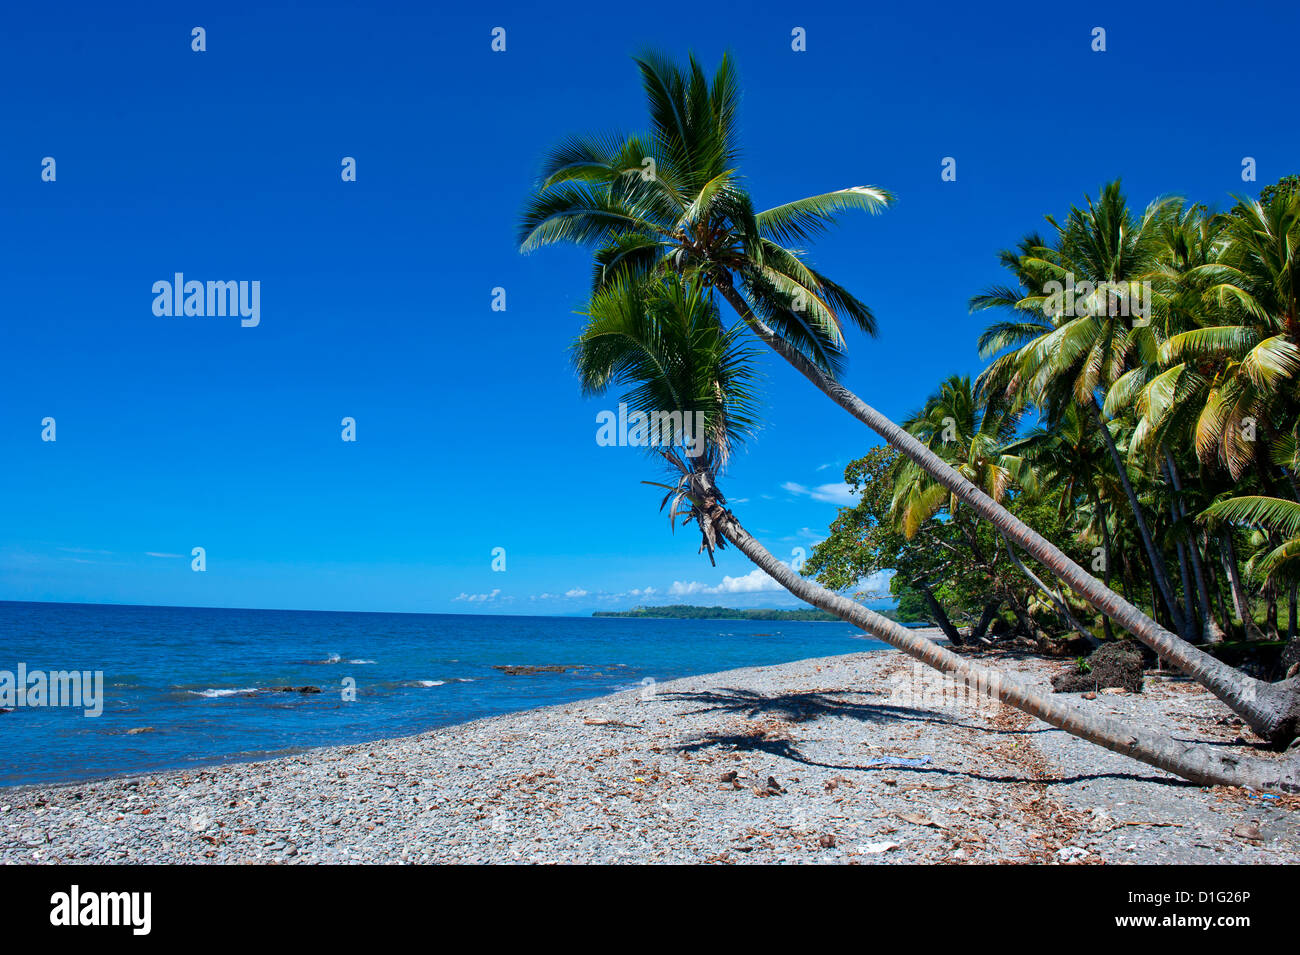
[[188, 687, 258, 698], [413, 680, 445, 687], [347, 659, 377, 664]]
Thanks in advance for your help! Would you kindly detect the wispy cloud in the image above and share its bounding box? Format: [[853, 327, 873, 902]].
[[781, 481, 859, 506], [453, 588, 501, 603]]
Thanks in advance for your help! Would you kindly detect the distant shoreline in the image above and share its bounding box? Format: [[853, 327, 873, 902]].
[[593, 604, 917, 623]]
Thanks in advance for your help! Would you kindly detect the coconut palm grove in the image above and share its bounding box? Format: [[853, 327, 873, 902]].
[[519, 53, 1300, 791]]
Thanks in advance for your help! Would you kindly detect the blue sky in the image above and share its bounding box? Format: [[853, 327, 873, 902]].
[[2, 0, 1296, 615]]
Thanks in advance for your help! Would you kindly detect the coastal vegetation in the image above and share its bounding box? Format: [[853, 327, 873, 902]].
[[520, 51, 1300, 790], [806, 178, 1300, 666], [594, 605, 839, 621]]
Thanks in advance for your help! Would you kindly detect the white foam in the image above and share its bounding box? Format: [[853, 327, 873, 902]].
[[189, 687, 258, 698]]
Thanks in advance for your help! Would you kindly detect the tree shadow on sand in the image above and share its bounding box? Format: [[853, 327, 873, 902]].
[[658, 686, 1049, 736], [663, 686, 1195, 789]]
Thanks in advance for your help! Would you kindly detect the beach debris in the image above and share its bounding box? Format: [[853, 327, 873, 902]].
[[863, 755, 932, 769], [1056, 846, 1088, 862], [1231, 822, 1264, 843], [818, 834, 836, 848], [582, 718, 641, 728], [1051, 641, 1144, 694], [899, 812, 948, 830], [859, 841, 900, 855]]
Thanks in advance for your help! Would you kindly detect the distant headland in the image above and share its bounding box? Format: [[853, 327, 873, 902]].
[[592, 604, 908, 622]]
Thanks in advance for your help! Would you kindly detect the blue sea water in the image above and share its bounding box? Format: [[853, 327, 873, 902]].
[[0, 601, 890, 786]]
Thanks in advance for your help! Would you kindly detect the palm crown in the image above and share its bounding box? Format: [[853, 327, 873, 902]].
[[519, 51, 892, 378]]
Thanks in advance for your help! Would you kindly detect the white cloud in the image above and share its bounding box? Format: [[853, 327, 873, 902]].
[[669, 567, 782, 596], [454, 588, 501, 603], [564, 588, 589, 598], [855, 570, 895, 598], [782, 481, 859, 506]]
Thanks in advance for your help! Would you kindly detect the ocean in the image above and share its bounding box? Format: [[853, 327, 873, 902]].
[[0, 601, 890, 786]]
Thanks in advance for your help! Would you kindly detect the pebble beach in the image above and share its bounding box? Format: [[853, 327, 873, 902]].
[[4, 634, 1298, 865]]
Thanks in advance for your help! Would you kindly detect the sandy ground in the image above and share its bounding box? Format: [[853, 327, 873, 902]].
[[3, 633, 1298, 864]]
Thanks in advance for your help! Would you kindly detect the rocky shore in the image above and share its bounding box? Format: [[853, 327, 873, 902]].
[[3, 636, 1297, 864]]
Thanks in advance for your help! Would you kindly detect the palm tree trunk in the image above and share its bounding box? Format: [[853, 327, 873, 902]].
[[1095, 495, 1115, 641], [1193, 532, 1225, 642], [1089, 400, 1187, 639], [1266, 579, 1280, 640], [1001, 534, 1100, 648], [697, 488, 1300, 792], [1175, 538, 1195, 635], [914, 577, 962, 645], [1164, 454, 1223, 642], [1220, 533, 1244, 624], [973, 600, 1001, 642], [1289, 582, 1297, 642], [712, 280, 1300, 746], [1222, 531, 1263, 640]]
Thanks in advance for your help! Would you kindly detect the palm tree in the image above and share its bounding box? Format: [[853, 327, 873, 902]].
[[519, 51, 1300, 746], [571, 273, 1299, 791], [973, 183, 1190, 638], [1159, 190, 1300, 480], [1007, 405, 1124, 640], [1118, 193, 1300, 640], [1202, 495, 1300, 647]]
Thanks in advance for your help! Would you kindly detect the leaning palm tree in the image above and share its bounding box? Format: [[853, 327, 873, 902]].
[[519, 51, 1300, 746], [572, 273, 1299, 791]]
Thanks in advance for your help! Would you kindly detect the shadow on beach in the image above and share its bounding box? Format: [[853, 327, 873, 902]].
[[661, 686, 1195, 790]]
